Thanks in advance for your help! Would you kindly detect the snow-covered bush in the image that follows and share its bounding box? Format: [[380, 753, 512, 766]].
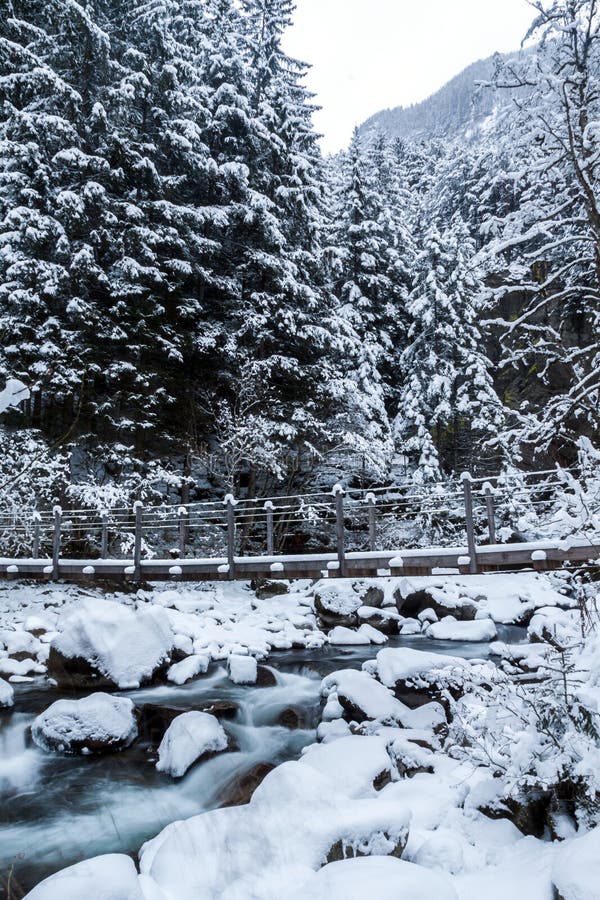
[[446, 625, 600, 827]]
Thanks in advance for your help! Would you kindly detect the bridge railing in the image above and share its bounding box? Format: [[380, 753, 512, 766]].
[[0, 465, 593, 579]]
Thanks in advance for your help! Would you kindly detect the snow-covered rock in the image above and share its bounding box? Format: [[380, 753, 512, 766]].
[[156, 711, 229, 778], [314, 584, 363, 627], [49, 599, 174, 689], [228, 654, 258, 684], [166, 654, 209, 685], [328, 626, 371, 645], [321, 670, 406, 723], [31, 693, 138, 755], [426, 617, 497, 642], [0, 676, 14, 707], [23, 853, 148, 900], [374, 648, 469, 688]]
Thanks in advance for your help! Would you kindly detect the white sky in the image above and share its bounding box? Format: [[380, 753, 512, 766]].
[[283, 0, 536, 153]]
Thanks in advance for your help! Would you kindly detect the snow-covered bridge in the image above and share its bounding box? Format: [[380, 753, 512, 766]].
[[0, 470, 598, 583]]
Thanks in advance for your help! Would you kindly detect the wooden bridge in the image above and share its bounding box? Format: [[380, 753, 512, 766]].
[[0, 470, 598, 584]]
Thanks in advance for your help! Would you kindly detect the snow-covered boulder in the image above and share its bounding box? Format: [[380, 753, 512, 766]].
[[156, 711, 229, 778], [49, 599, 174, 689], [426, 617, 497, 642], [552, 826, 600, 900], [31, 693, 138, 755], [228, 654, 258, 684], [314, 584, 363, 628], [328, 626, 371, 645], [166, 654, 209, 685], [321, 669, 407, 724], [395, 582, 477, 621], [372, 647, 471, 710], [287, 857, 458, 900], [0, 676, 14, 707], [23, 853, 148, 900]]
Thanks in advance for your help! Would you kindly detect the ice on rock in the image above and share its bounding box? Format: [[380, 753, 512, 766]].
[[287, 857, 458, 900], [51, 599, 174, 689], [0, 676, 14, 707], [228, 654, 258, 684], [156, 711, 228, 778], [426, 617, 497, 642], [23, 853, 147, 900], [166, 654, 209, 685], [31, 693, 138, 754]]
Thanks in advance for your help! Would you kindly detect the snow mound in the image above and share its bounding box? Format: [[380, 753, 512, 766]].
[[426, 617, 497, 642], [23, 853, 147, 900], [0, 676, 14, 707], [51, 599, 174, 689], [328, 626, 372, 645], [166, 654, 209, 685], [31, 693, 138, 754], [552, 826, 600, 900], [375, 647, 469, 687], [228, 654, 258, 684], [156, 711, 228, 778], [287, 856, 458, 900]]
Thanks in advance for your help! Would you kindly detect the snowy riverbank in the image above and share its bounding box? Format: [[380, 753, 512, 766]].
[[0, 571, 597, 899]]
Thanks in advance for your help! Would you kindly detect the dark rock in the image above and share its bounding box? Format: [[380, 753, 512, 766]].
[[355, 585, 384, 608], [373, 768, 392, 791], [47, 646, 115, 691], [480, 791, 551, 839], [138, 704, 190, 744], [201, 700, 239, 720], [394, 589, 477, 621], [326, 830, 406, 864], [48, 646, 170, 692], [256, 665, 277, 687], [251, 579, 290, 599], [276, 707, 301, 729], [219, 762, 275, 807], [358, 608, 399, 635]]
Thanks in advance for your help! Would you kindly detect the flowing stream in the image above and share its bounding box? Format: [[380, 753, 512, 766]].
[[0, 627, 523, 898]]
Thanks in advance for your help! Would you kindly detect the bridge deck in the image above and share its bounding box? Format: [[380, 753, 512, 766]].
[[0, 537, 597, 583]]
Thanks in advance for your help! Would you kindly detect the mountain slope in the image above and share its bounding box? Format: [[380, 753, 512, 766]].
[[358, 53, 513, 142]]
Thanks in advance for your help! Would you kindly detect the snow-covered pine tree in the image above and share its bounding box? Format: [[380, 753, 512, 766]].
[[0, 0, 113, 435], [395, 214, 503, 480]]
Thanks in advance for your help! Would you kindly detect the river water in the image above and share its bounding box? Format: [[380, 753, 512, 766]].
[[0, 628, 523, 898]]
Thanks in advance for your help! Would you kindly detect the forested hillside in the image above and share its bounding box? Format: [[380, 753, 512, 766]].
[[1, 0, 599, 515]]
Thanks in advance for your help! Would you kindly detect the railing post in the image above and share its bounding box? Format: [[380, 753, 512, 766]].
[[178, 505, 187, 557], [483, 482, 496, 545], [224, 494, 236, 580], [332, 483, 347, 577], [32, 511, 41, 558], [133, 501, 143, 581], [52, 505, 62, 580], [101, 510, 109, 559], [264, 501, 274, 555], [461, 472, 478, 574], [366, 492, 376, 552]]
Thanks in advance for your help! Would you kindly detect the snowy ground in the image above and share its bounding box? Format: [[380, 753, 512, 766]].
[[0, 571, 597, 899]]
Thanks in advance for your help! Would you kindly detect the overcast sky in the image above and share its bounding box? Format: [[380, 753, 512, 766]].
[[283, 0, 535, 153]]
